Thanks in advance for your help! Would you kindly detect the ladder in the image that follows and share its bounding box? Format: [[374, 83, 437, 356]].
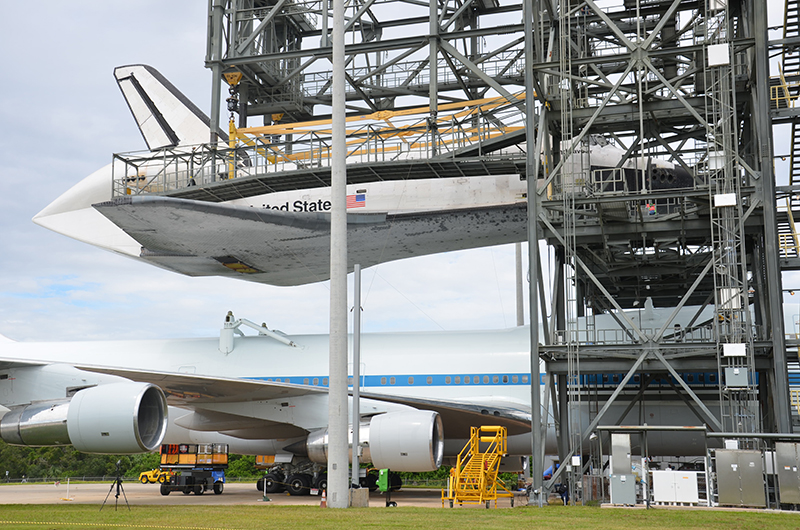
[[704, 1, 760, 438], [442, 426, 514, 508]]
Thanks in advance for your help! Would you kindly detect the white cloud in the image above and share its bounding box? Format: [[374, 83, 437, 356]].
[[0, 1, 530, 342]]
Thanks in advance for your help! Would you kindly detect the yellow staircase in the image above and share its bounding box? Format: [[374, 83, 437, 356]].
[[442, 426, 514, 508]]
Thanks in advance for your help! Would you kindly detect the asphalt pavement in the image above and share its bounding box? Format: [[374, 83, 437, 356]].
[[0, 482, 525, 508]]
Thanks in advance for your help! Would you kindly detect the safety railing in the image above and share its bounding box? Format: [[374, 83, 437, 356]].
[[112, 92, 526, 198]]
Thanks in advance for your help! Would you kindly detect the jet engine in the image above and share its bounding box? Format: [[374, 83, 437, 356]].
[[304, 410, 444, 472], [0, 382, 168, 453]]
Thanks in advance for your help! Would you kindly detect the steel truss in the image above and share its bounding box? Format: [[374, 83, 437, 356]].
[[204, 0, 795, 503]]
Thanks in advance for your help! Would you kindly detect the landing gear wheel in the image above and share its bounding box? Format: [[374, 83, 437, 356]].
[[387, 501, 397, 507], [160, 484, 170, 496], [265, 472, 285, 494], [314, 473, 328, 494], [286, 473, 311, 496], [213, 482, 224, 495], [256, 477, 264, 491], [140, 476, 149, 484]]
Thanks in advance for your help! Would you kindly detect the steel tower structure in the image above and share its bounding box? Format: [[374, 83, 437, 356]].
[[203, 0, 796, 501]]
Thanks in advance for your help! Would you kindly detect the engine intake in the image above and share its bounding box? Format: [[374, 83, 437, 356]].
[[304, 410, 444, 472], [0, 382, 168, 453]]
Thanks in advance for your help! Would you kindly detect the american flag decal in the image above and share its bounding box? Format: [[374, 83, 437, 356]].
[[346, 193, 366, 208]]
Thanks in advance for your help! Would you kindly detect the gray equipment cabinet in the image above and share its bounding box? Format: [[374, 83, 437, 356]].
[[776, 442, 800, 505], [715, 449, 766, 507]]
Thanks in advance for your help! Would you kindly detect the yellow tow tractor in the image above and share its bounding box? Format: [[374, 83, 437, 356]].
[[138, 469, 174, 484]]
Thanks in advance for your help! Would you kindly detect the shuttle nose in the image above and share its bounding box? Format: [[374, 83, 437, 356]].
[[33, 163, 141, 257]]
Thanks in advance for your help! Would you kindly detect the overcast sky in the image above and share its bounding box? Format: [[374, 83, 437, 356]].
[[0, 2, 530, 342], [0, 2, 793, 343]]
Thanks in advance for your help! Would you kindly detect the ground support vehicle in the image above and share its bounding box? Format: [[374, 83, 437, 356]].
[[138, 468, 173, 484], [157, 443, 228, 496], [254, 456, 393, 496]]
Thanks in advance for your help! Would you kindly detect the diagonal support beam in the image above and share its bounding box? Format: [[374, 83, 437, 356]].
[[545, 347, 650, 488], [539, 212, 650, 343], [652, 349, 723, 431]]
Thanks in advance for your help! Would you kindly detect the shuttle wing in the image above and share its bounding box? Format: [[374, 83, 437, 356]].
[[93, 196, 527, 286]]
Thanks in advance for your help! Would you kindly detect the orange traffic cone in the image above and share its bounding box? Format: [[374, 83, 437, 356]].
[[320, 488, 327, 508]]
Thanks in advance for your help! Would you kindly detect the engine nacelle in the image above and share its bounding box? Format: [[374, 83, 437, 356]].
[[305, 410, 444, 472], [0, 382, 168, 453]]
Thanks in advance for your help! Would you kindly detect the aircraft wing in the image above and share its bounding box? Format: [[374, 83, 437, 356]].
[[0, 359, 46, 370], [74, 364, 327, 405], [67, 363, 530, 440], [358, 390, 531, 438], [93, 195, 527, 286]]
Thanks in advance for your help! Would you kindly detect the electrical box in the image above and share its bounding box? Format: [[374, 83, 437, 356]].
[[652, 470, 699, 504], [610, 474, 636, 505], [724, 367, 748, 388], [611, 433, 632, 475], [716, 449, 765, 507], [776, 442, 800, 505]]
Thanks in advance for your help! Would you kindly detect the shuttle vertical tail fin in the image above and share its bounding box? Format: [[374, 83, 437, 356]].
[[114, 64, 226, 151]]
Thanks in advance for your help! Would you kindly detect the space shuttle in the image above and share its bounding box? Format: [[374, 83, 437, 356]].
[[32, 65, 693, 287]]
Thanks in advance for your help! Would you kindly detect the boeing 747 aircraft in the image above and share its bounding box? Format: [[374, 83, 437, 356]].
[[1, 301, 731, 494], [0, 318, 537, 492]]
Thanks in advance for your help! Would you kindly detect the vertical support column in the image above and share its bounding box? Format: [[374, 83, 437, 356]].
[[754, 0, 791, 433], [328, 0, 350, 509], [208, 0, 226, 145], [351, 264, 362, 489], [429, 0, 439, 156], [516, 243, 525, 327], [524, 0, 543, 508]]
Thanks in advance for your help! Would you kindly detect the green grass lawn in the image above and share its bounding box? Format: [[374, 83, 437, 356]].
[[0, 505, 797, 530]]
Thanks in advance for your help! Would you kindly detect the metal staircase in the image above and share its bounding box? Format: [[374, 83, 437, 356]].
[[441, 426, 514, 508], [778, 0, 800, 260]]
